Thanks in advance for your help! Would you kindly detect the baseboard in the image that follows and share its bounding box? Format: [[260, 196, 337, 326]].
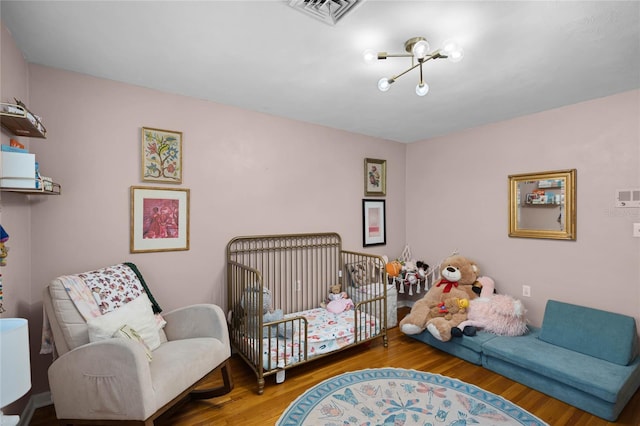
[[19, 392, 52, 426]]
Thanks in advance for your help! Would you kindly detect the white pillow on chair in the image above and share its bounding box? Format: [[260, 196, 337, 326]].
[[87, 293, 161, 350], [114, 324, 153, 361]]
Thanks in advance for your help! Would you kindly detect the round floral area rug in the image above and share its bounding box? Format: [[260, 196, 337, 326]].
[[277, 368, 549, 426]]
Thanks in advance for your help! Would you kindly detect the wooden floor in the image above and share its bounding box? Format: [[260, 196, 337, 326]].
[[30, 317, 640, 425]]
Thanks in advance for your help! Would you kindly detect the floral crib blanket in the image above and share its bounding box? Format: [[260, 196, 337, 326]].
[[251, 307, 380, 371]]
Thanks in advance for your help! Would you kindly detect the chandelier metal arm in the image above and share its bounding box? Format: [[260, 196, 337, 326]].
[[385, 51, 444, 81], [377, 52, 413, 60], [372, 35, 462, 96]]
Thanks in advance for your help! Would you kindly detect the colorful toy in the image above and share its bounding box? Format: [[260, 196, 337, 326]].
[[399, 254, 479, 340], [323, 283, 353, 314], [432, 297, 469, 319], [385, 260, 402, 278], [0, 225, 8, 267], [454, 276, 529, 337], [0, 242, 7, 267]]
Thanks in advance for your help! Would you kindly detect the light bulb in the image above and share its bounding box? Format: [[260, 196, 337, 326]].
[[415, 82, 429, 96], [441, 39, 459, 55], [442, 39, 464, 62], [412, 39, 430, 59], [447, 49, 464, 62], [378, 77, 392, 92], [362, 49, 377, 64]]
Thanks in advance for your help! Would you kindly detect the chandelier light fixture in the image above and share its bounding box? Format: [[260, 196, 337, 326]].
[[364, 37, 464, 96]]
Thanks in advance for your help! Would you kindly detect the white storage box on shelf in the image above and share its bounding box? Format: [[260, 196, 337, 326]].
[[0, 151, 36, 189]]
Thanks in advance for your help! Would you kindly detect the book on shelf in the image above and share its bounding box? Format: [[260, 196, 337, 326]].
[[1, 144, 28, 153]]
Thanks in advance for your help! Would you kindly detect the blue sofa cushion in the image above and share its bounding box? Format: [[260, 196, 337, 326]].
[[482, 328, 640, 404], [407, 329, 499, 365], [538, 300, 638, 366]]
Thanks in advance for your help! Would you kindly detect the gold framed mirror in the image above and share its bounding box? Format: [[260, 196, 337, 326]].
[[509, 169, 576, 240]]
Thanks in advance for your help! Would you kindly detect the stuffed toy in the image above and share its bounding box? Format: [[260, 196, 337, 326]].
[[349, 263, 368, 287], [386, 260, 402, 278], [240, 286, 295, 338], [0, 225, 8, 267], [0, 242, 7, 267], [429, 297, 469, 321], [387, 258, 429, 295], [416, 261, 429, 280], [348, 259, 385, 288], [399, 254, 479, 340], [328, 284, 344, 300], [454, 276, 529, 337], [321, 284, 343, 308], [323, 284, 354, 314]]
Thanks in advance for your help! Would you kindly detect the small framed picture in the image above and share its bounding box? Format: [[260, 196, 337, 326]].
[[130, 186, 190, 253], [362, 199, 386, 247], [142, 127, 182, 183], [364, 158, 386, 196]]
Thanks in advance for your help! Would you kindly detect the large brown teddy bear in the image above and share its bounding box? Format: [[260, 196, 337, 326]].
[[399, 255, 479, 341]]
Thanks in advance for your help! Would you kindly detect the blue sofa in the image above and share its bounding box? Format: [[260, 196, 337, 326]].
[[407, 300, 640, 421]]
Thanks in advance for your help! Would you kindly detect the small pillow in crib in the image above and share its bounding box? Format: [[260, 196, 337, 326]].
[[327, 298, 354, 314]]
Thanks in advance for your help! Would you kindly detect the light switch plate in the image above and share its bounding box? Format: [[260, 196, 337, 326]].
[[633, 223, 640, 238]]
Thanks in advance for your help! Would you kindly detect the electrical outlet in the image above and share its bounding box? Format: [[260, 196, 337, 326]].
[[522, 285, 531, 297], [296, 280, 301, 291]]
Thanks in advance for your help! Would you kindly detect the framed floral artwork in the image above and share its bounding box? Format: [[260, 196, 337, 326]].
[[362, 199, 386, 247], [142, 127, 182, 183], [130, 186, 190, 253], [364, 158, 386, 196]]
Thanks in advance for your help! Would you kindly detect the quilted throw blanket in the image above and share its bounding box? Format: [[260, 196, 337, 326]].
[[78, 263, 161, 315], [41, 263, 162, 355]]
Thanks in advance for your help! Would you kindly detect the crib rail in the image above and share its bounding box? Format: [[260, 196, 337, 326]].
[[227, 233, 342, 313], [227, 233, 388, 394], [342, 249, 388, 342]]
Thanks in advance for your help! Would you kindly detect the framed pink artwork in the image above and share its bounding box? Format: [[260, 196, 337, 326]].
[[130, 186, 190, 253], [362, 199, 386, 246]]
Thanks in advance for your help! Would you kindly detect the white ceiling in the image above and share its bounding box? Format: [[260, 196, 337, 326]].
[[1, 1, 639, 143]]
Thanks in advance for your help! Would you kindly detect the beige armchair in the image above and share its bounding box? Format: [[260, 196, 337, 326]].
[[42, 263, 233, 425]]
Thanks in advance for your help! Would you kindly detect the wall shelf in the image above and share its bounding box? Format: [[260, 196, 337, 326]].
[[0, 102, 47, 139], [0, 100, 60, 195], [0, 177, 61, 195], [524, 202, 560, 207]]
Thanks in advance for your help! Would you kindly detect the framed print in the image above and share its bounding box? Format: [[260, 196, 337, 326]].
[[142, 127, 182, 183], [130, 186, 190, 253], [509, 169, 576, 240], [362, 199, 386, 247], [364, 158, 386, 196]]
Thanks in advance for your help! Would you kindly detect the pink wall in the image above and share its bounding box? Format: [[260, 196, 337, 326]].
[[0, 23, 34, 414], [1, 23, 407, 398], [2, 19, 639, 410], [0, 24, 31, 318], [406, 90, 640, 330], [25, 65, 406, 311]]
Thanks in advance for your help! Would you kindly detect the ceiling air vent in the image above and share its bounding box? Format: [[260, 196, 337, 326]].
[[288, 0, 363, 25]]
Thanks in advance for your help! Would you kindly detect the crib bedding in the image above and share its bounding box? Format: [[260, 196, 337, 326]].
[[228, 233, 388, 394], [254, 307, 380, 371]]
